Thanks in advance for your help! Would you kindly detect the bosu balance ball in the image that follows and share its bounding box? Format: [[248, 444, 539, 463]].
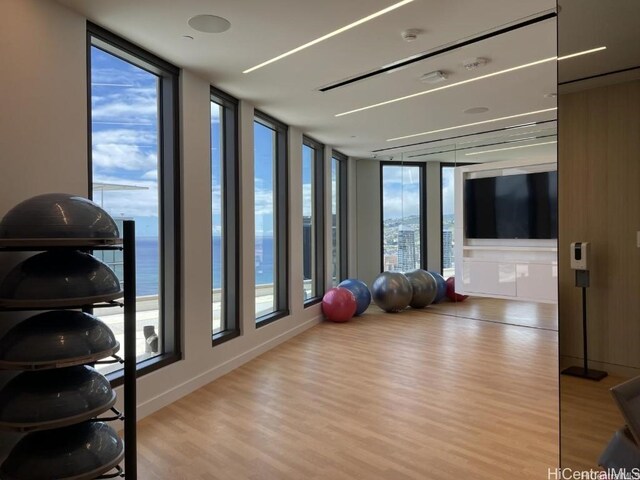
[[446, 276, 469, 302], [405, 269, 437, 309], [322, 287, 357, 322], [429, 271, 447, 303], [338, 279, 371, 315], [371, 271, 413, 313]]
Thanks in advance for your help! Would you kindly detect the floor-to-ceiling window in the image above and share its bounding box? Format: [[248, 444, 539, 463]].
[[211, 88, 239, 344], [302, 137, 324, 304], [88, 23, 180, 375], [441, 165, 456, 277], [381, 162, 425, 272], [254, 112, 288, 324], [331, 151, 348, 284]]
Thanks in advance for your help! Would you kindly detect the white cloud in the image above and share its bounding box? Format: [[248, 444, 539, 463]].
[[93, 143, 157, 171], [92, 174, 158, 218]]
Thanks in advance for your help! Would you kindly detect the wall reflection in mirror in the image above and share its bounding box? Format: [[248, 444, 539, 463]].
[[558, 0, 640, 471]]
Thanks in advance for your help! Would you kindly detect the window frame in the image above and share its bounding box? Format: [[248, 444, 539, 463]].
[[210, 87, 241, 346], [379, 161, 427, 273], [331, 150, 349, 283], [87, 22, 182, 385], [439, 162, 456, 276], [302, 136, 325, 307], [254, 110, 289, 327]]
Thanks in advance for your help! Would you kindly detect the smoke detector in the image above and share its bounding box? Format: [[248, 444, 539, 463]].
[[420, 71, 448, 84], [402, 29, 423, 42], [462, 57, 489, 70]]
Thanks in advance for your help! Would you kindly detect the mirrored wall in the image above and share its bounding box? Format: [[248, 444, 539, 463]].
[[558, 0, 640, 470]]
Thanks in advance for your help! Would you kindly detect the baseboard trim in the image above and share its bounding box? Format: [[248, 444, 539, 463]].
[[134, 315, 323, 419]]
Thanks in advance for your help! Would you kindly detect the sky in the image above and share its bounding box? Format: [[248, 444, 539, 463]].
[[92, 45, 449, 241]]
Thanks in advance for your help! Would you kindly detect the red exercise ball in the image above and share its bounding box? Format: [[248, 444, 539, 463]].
[[322, 287, 357, 322], [446, 277, 469, 302]]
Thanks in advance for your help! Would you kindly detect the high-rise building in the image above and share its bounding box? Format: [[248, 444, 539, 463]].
[[397, 225, 416, 272], [443, 230, 454, 269]]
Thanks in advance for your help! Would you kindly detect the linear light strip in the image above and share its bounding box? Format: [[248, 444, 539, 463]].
[[557, 46, 606, 61], [465, 140, 557, 155], [336, 56, 556, 117], [243, 0, 414, 74], [336, 47, 606, 117], [386, 107, 557, 142]]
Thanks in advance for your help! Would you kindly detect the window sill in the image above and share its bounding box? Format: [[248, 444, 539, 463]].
[[212, 329, 241, 347], [256, 309, 290, 328], [304, 297, 322, 308], [108, 352, 182, 388]]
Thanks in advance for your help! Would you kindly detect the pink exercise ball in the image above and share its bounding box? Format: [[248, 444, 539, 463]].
[[322, 287, 357, 322]]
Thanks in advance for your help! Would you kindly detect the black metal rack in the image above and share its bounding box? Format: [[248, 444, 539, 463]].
[[0, 220, 137, 479]]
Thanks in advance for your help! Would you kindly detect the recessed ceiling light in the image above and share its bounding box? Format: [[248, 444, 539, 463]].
[[544, 93, 558, 98], [386, 107, 557, 142], [465, 140, 557, 156], [243, 0, 414, 74], [464, 107, 489, 114], [335, 47, 605, 118], [188, 15, 231, 33]]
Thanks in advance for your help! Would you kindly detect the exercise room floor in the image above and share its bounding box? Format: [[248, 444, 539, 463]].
[[137, 306, 559, 479]]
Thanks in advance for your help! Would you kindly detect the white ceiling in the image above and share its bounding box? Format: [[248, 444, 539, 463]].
[[58, 0, 564, 158], [558, 0, 640, 85]]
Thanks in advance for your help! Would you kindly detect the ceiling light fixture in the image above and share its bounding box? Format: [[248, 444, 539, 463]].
[[336, 47, 606, 118], [243, 0, 414, 74], [465, 140, 557, 156], [386, 107, 557, 142]]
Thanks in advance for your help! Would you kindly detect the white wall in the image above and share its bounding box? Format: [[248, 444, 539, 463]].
[[0, 0, 88, 213], [0, 0, 351, 421], [355, 159, 381, 287]]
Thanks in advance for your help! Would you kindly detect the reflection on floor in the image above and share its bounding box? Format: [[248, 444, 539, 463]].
[[428, 296, 558, 331], [137, 306, 558, 479], [560, 369, 629, 470]]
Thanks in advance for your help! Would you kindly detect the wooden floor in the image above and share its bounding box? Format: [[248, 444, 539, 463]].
[[428, 296, 558, 331], [137, 305, 559, 479], [560, 371, 628, 470]]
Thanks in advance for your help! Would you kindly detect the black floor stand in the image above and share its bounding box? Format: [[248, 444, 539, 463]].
[[562, 271, 607, 381]]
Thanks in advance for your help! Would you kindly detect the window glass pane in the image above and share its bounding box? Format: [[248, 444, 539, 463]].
[[331, 158, 340, 286], [302, 144, 315, 300], [90, 46, 161, 365], [211, 102, 224, 334], [382, 165, 422, 272], [442, 166, 455, 277], [254, 121, 277, 318]]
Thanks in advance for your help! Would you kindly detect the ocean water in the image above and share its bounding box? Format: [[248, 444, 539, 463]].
[[135, 236, 275, 295]]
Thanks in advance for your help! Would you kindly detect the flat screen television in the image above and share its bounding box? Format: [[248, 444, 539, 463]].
[[464, 171, 557, 239]]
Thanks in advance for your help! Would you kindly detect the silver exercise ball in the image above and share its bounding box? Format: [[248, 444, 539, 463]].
[[405, 269, 438, 309], [371, 271, 413, 313], [0, 193, 119, 239]]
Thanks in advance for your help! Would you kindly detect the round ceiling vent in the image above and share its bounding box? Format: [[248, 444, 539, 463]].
[[188, 15, 231, 33]]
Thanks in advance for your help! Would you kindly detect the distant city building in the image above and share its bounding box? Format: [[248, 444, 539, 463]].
[[384, 254, 398, 271], [397, 225, 416, 272], [443, 230, 454, 269]]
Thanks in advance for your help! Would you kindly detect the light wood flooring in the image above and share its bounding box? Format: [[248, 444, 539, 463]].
[[137, 304, 559, 479], [428, 296, 558, 331]]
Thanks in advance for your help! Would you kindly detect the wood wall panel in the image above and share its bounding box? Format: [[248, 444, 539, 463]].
[[559, 79, 640, 370]]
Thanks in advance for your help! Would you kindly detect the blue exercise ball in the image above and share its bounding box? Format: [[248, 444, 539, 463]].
[[338, 279, 371, 315], [429, 271, 447, 303]]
